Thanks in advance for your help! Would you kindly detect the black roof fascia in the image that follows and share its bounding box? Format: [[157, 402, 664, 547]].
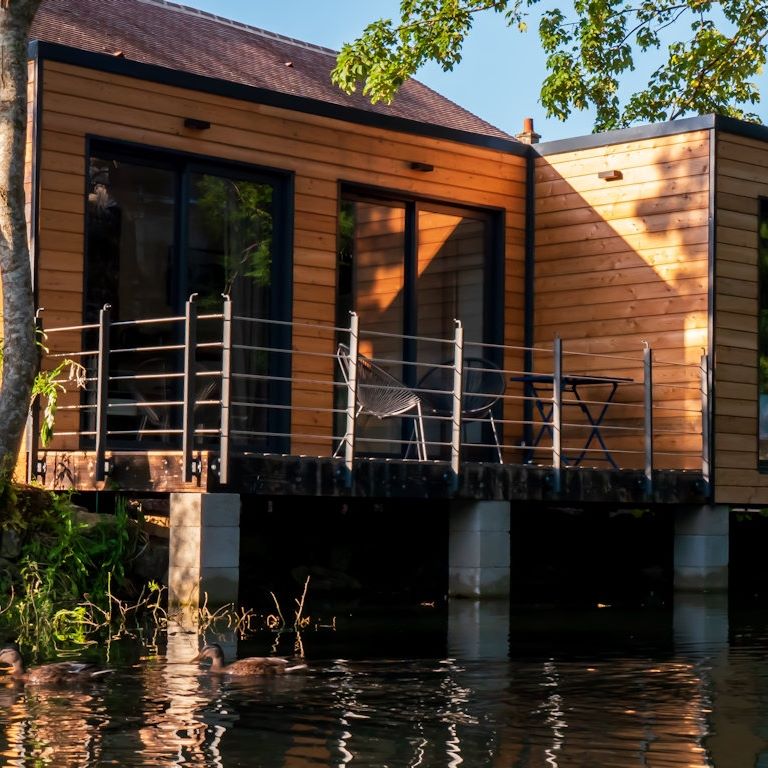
[[535, 114, 768, 156], [535, 115, 717, 156], [29, 40, 526, 156], [712, 114, 768, 142]]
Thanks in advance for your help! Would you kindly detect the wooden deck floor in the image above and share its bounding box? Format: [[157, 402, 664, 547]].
[[29, 450, 709, 505]]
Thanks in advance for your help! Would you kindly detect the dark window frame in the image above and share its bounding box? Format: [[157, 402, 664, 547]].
[[337, 183, 505, 457], [82, 136, 295, 451]]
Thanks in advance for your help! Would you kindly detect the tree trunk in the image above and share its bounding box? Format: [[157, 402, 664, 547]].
[[0, 0, 41, 478]]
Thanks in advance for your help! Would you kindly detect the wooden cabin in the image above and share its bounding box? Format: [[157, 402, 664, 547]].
[[12, 0, 768, 508]]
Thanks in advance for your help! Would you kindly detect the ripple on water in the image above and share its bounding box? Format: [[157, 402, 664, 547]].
[[0, 610, 767, 766]]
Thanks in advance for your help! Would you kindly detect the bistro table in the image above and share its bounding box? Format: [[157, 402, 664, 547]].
[[510, 373, 633, 469]]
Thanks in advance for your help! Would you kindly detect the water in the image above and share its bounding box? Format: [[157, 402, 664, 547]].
[[0, 595, 765, 767]]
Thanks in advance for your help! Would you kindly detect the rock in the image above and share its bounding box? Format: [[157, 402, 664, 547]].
[[132, 537, 168, 584], [0, 530, 21, 560], [72, 507, 115, 528], [0, 556, 20, 583]]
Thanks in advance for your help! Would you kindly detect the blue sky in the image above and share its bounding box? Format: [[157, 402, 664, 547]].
[[181, 1, 766, 142]]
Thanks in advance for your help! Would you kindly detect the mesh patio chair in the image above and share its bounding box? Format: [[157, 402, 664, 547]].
[[417, 357, 505, 463], [335, 343, 427, 461]]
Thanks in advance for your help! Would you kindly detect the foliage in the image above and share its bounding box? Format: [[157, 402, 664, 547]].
[[0, 491, 144, 657], [193, 175, 273, 307], [333, 0, 768, 131], [19, 495, 136, 602], [0, 329, 86, 447]]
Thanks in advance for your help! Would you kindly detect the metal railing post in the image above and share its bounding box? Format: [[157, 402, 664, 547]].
[[450, 320, 464, 479], [218, 296, 232, 485], [552, 335, 562, 492], [701, 353, 711, 487], [643, 342, 654, 496], [343, 312, 360, 479], [182, 294, 198, 483], [26, 309, 44, 484], [94, 304, 111, 482]]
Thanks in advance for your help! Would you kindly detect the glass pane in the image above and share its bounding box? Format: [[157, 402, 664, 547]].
[[342, 198, 406, 455], [85, 156, 176, 446], [86, 156, 175, 322], [416, 208, 485, 359], [187, 173, 273, 313], [417, 208, 487, 455], [187, 173, 275, 448]]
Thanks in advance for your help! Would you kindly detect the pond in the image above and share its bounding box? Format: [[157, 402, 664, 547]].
[[0, 594, 763, 767]]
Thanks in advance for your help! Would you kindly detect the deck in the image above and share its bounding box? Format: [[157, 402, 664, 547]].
[[27, 299, 710, 506], [30, 450, 707, 505]]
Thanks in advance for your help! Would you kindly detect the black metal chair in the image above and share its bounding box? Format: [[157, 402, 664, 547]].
[[417, 357, 505, 462], [335, 343, 427, 460]]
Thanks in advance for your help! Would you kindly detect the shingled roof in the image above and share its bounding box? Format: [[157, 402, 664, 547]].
[[31, 0, 514, 143]]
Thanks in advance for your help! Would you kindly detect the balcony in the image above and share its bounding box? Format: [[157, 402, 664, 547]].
[[26, 298, 710, 505]]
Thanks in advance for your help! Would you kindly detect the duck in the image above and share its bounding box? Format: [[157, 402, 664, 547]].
[[191, 643, 308, 676], [0, 646, 115, 685]]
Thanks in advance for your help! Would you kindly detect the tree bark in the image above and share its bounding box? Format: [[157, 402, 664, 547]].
[[0, 0, 41, 477]]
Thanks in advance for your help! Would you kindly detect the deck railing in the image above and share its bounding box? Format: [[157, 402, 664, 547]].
[[30, 297, 709, 490]]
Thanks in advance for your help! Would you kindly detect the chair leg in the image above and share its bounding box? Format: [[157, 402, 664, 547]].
[[333, 404, 363, 458], [415, 402, 427, 461], [489, 412, 502, 463], [404, 406, 427, 461]]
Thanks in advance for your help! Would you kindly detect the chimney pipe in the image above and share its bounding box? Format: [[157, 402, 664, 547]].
[[516, 117, 541, 144]]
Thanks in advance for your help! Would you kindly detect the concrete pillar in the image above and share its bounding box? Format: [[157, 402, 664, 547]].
[[674, 504, 729, 591], [168, 492, 240, 609], [449, 500, 510, 598]]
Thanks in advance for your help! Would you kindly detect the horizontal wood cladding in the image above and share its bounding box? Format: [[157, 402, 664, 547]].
[[713, 131, 768, 504], [36, 61, 526, 455], [535, 130, 711, 472]]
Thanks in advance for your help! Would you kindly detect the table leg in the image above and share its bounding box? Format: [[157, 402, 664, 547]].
[[570, 382, 620, 469]]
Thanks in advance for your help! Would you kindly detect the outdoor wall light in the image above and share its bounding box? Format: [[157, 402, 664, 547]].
[[598, 169, 623, 181], [409, 161, 434, 172], [184, 117, 212, 130]]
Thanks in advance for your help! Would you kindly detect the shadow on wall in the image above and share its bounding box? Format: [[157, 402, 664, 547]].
[[532, 130, 711, 470]]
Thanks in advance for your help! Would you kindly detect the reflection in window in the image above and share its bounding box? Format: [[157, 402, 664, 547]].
[[86, 156, 175, 323], [759, 198, 768, 464], [416, 207, 484, 363], [187, 174, 273, 313]]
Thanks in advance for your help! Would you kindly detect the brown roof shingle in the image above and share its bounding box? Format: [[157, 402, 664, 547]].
[[31, 0, 514, 143]]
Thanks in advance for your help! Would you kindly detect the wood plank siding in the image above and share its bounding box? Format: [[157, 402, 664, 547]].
[[713, 131, 768, 504], [535, 131, 711, 471], [35, 61, 526, 454]]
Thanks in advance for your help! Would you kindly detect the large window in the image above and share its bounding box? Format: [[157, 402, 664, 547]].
[[84, 141, 291, 448], [337, 189, 502, 455]]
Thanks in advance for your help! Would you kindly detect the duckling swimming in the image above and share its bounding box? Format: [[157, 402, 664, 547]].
[[0, 647, 115, 685], [192, 643, 308, 676]]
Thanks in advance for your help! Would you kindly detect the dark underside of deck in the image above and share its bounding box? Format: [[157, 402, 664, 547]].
[[32, 451, 710, 505]]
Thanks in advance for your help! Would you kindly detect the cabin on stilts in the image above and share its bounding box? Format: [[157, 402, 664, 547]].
[[11, 0, 768, 513]]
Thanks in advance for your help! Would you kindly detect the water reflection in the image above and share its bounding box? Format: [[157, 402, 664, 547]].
[[6, 601, 768, 765], [447, 598, 510, 660]]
